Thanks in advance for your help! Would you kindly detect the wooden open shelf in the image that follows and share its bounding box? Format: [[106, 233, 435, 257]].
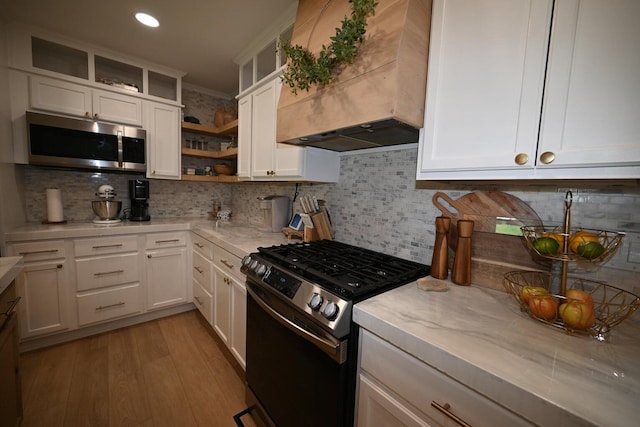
[[181, 147, 238, 159], [181, 174, 239, 183], [181, 120, 238, 137]]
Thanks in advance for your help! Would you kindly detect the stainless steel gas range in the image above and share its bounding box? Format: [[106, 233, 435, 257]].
[[240, 240, 429, 427]]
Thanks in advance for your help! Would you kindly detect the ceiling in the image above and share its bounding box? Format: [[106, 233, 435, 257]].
[[0, 0, 298, 97]]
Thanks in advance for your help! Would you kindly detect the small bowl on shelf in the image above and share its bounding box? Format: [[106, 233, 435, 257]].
[[521, 226, 624, 264], [213, 164, 235, 175], [503, 270, 640, 339]]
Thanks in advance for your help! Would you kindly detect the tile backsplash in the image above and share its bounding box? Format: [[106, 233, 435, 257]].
[[22, 146, 640, 294]]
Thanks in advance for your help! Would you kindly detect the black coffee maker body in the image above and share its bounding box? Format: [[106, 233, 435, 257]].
[[129, 179, 150, 221]]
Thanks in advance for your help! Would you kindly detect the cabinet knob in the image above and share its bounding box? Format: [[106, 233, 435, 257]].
[[514, 153, 529, 165], [84, 112, 91, 117], [94, 113, 99, 119], [152, 170, 156, 175], [539, 151, 556, 164]]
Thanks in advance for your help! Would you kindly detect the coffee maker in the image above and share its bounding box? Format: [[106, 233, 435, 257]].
[[128, 179, 150, 221]]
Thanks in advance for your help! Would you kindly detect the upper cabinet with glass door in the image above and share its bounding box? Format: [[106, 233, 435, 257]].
[[6, 23, 184, 105], [235, 6, 295, 95]]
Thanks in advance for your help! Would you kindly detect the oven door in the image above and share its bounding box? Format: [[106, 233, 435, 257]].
[[246, 280, 350, 427]]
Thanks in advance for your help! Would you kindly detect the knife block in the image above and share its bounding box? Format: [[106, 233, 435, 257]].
[[311, 210, 333, 240]]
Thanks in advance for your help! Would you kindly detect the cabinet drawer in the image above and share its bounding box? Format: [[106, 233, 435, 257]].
[[74, 235, 138, 256], [192, 280, 213, 325], [9, 240, 66, 261], [192, 251, 213, 292], [360, 330, 532, 427], [76, 253, 140, 291], [145, 232, 186, 249], [213, 246, 244, 282], [77, 283, 141, 326], [191, 232, 214, 259]]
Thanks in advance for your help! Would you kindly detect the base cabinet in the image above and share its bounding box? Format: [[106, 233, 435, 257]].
[[0, 281, 23, 427], [7, 240, 72, 339], [146, 245, 188, 310], [357, 329, 533, 427], [193, 230, 247, 370]]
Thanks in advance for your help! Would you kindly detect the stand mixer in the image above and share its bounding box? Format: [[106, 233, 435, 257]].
[[92, 184, 122, 225]]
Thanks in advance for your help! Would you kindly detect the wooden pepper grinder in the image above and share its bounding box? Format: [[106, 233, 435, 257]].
[[451, 219, 474, 286], [430, 216, 451, 279]]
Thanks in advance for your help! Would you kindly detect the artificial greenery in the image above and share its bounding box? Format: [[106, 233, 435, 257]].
[[279, 0, 378, 94]]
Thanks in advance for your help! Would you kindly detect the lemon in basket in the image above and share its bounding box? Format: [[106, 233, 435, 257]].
[[532, 237, 560, 255]]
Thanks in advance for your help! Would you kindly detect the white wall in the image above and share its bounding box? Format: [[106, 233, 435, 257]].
[[0, 17, 27, 252]]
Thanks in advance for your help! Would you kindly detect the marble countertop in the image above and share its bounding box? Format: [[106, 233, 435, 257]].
[[191, 221, 292, 258], [0, 256, 23, 295], [4, 219, 293, 259], [354, 283, 640, 427]]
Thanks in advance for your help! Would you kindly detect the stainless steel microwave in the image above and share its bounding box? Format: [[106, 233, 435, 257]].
[[26, 111, 147, 173]]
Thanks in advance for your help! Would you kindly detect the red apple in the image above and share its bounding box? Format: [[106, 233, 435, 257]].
[[565, 288, 594, 309], [528, 295, 558, 321], [559, 301, 596, 329], [520, 286, 549, 304]]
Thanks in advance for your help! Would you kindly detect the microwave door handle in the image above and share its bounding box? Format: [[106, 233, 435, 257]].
[[117, 130, 123, 167], [247, 285, 346, 364]]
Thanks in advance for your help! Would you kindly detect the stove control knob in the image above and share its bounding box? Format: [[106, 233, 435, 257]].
[[322, 301, 339, 320], [255, 263, 267, 275], [242, 255, 253, 267], [308, 293, 324, 311], [249, 260, 259, 271]]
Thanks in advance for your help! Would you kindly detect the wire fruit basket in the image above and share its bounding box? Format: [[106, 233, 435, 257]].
[[521, 226, 624, 264], [503, 271, 640, 339], [503, 191, 637, 339]]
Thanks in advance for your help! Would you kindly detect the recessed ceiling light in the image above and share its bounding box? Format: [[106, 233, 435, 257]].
[[135, 12, 159, 28]]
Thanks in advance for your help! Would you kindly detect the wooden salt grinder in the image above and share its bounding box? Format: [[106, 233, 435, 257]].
[[451, 220, 474, 286], [430, 216, 451, 279]]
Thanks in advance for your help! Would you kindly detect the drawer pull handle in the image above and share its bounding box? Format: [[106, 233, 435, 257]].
[[3, 297, 21, 316], [430, 401, 472, 427], [194, 296, 203, 306], [96, 301, 125, 311], [194, 266, 204, 274], [221, 260, 234, 269], [155, 239, 180, 244], [92, 244, 124, 249], [19, 249, 59, 255], [194, 242, 204, 248], [94, 270, 124, 276], [30, 264, 63, 273]]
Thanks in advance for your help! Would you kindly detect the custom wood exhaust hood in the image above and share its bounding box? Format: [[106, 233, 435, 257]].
[[277, 0, 432, 151]]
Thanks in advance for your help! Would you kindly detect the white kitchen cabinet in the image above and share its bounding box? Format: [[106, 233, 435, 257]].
[[146, 242, 188, 311], [74, 235, 142, 326], [213, 244, 247, 369], [357, 329, 533, 427], [145, 101, 182, 180], [29, 75, 143, 126], [238, 76, 340, 182], [191, 232, 215, 324], [213, 265, 232, 345], [7, 240, 72, 339], [417, 0, 640, 180], [229, 277, 247, 370]]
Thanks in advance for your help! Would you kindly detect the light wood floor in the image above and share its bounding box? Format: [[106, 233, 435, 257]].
[[19, 310, 257, 427]]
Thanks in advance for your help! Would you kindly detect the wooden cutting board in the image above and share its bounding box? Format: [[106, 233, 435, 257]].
[[432, 191, 550, 291]]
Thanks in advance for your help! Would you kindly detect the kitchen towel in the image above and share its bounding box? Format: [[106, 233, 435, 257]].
[[46, 188, 64, 222]]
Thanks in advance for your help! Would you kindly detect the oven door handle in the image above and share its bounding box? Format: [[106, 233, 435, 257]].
[[247, 286, 346, 364]]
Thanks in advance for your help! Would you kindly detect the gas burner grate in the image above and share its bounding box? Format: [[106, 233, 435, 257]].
[[258, 240, 429, 300]]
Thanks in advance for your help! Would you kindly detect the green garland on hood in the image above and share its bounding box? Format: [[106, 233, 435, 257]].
[[279, 0, 378, 94]]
